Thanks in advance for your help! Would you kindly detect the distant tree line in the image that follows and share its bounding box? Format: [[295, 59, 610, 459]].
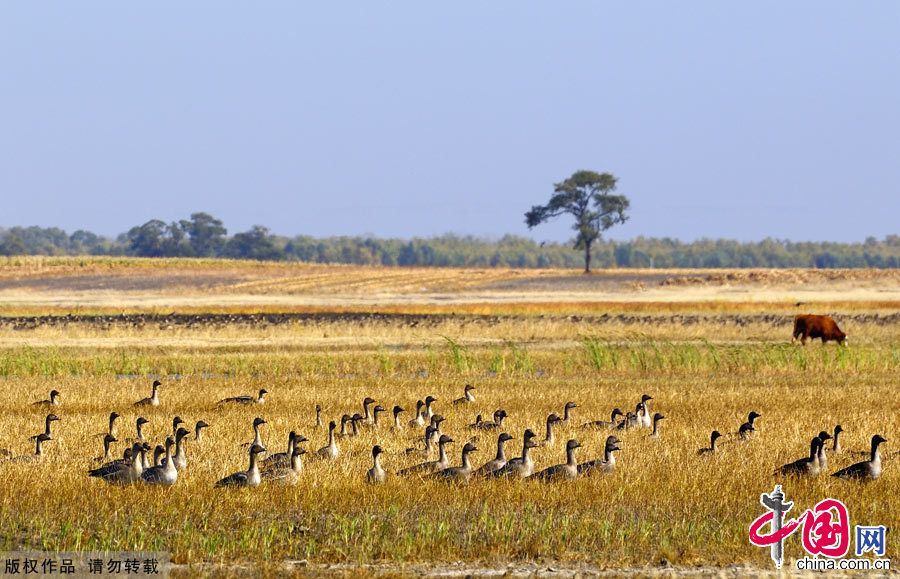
[[0, 212, 897, 268]]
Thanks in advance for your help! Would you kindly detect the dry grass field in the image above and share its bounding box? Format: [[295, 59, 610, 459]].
[[0, 258, 897, 575]]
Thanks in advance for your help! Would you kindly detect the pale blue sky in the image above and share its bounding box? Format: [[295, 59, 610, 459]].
[[1, 3, 898, 242]]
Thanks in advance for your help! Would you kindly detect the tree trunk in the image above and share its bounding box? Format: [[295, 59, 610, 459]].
[[584, 242, 592, 274]]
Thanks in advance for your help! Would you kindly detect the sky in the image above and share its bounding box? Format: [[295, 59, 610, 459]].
[[1, 2, 898, 243]]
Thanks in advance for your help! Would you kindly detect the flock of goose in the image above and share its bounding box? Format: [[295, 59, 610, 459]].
[[3, 380, 888, 486]]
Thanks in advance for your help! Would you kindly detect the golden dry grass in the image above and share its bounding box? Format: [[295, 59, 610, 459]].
[[0, 261, 896, 572]]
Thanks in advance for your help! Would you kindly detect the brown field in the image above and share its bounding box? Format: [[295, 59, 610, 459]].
[[0, 259, 897, 576]]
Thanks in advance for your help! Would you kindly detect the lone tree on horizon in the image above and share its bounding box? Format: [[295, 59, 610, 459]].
[[525, 170, 630, 273]]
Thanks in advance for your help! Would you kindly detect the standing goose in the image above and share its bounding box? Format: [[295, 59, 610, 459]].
[[830, 425, 843, 453], [649, 413, 665, 439], [215, 444, 265, 488], [424, 396, 438, 420], [617, 404, 642, 431], [429, 415, 446, 436], [530, 439, 581, 482], [349, 414, 364, 437], [90, 442, 146, 485], [738, 411, 761, 440], [392, 405, 406, 430], [561, 401, 578, 425], [538, 414, 562, 447], [242, 417, 267, 451], [7, 434, 52, 463], [95, 434, 118, 463], [815, 431, 833, 470], [141, 436, 178, 486], [89, 443, 137, 475], [470, 409, 508, 431], [366, 445, 387, 484], [262, 431, 309, 469], [405, 425, 437, 457], [126, 417, 150, 443], [832, 435, 887, 481], [134, 380, 162, 407], [371, 405, 386, 428], [775, 437, 823, 477], [398, 435, 454, 476], [408, 400, 426, 428], [219, 389, 267, 405], [361, 397, 376, 424], [314, 421, 339, 460], [491, 429, 538, 478], [578, 436, 621, 475], [336, 414, 352, 439], [315, 404, 323, 429], [433, 443, 478, 483], [30, 413, 60, 440], [263, 446, 305, 485], [194, 420, 209, 442], [475, 432, 513, 477], [32, 389, 60, 407], [165, 427, 190, 471], [152, 445, 166, 467], [452, 384, 476, 405], [638, 395, 653, 429], [96, 412, 121, 439], [697, 431, 722, 456], [581, 408, 624, 430]]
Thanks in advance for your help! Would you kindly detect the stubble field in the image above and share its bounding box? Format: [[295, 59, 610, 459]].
[[0, 258, 896, 576]]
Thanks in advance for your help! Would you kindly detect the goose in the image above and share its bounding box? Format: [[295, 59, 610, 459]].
[[263, 446, 305, 484], [816, 431, 833, 471], [152, 444, 166, 467], [194, 420, 209, 442], [215, 444, 265, 488], [366, 445, 387, 484], [475, 432, 514, 477], [830, 425, 843, 453], [429, 414, 445, 436], [433, 443, 478, 483], [577, 436, 621, 475], [470, 409, 508, 431], [775, 436, 823, 477], [408, 400, 426, 428], [349, 413, 363, 437], [30, 413, 60, 440], [581, 408, 624, 430], [392, 405, 406, 430], [166, 427, 190, 470], [638, 395, 653, 429], [262, 431, 309, 469], [90, 442, 146, 485], [337, 414, 352, 439], [452, 384, 476, 405], [371, 405, 386, 428], [141, 436, 178, 486], [171, 416, 185, 437], [362, 397, 377, 424], [125, 417, 150, 443], [95, 434, 118, 463], [561, 401, 578, 425], [32, 389, 60, 407], [315, 404, 323, 429], [242, 417, 267, 450], [89, 444, 136, 475], [491, 429, 538, 478], [314, 421, 339, 460], [7, 434, 52, 463], [617, 404, 642, 430], [398, 435, 453, 476], [530, 439, 581, 482], [219, 388, 267, 405], [832, 435, 886, 481], [697, 431, 722, 456], [649, 413, 665, 439], [738, 412, 761, 440], [538, 414, 562, 447], [424, 396, 437, 420], [97, 412, 121, 439], [134, 380, 161, 407], [405, 425, 437, 457]]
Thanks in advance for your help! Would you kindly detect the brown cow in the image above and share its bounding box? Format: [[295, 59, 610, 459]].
[[792, 314, 847, 345]]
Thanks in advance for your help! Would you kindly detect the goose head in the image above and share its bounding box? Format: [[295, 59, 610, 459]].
[[566, 439, 582, 451], [393, 405, 405, 417], [252, 417, 267, 428], [175, 427, 190, 441], [498, 432, 514, 443], [372, 445, 384, 459]]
